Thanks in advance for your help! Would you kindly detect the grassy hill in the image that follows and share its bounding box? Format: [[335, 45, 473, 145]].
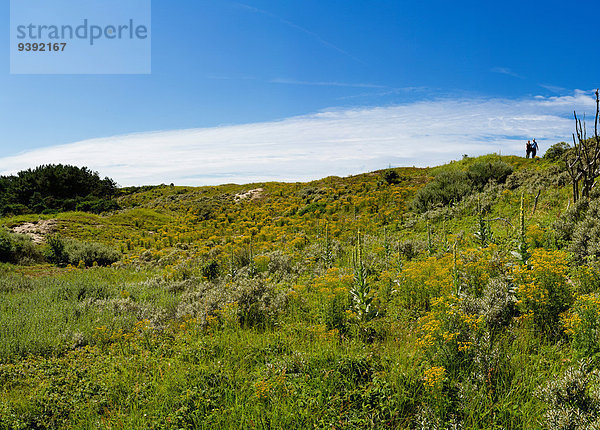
[[1, 154, 596, 429]]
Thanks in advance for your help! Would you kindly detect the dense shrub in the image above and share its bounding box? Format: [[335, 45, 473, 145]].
[[411, 160, 513, 212], [462, 278, 518, 337], [537, 359, 600, 430], [0, 229, 42, 264], [466, 160, 513, 191], [411, 170, 472, 212], [44, 235, 120, 267], [554, 199, 590, 244], [571, 265, 600, 295], [63, 239, 120, 267], [505, 166, 568, 190], [544, 141, 571, 162], [554, 195, 600, 264], [570, 217, 600, 263], [201, 259, 220, 281], [298, 187, 326, 202], [0, 229, 12, 262], [194, 199, 219, 221], [381, 169, 400, 184], [75, 198, 120, 213], [44, 234, 68, 266], [266, 250, 293, 275], [398, 239, 427, 261], [176, 275, 288, 328], [298, 201, 327, 216]]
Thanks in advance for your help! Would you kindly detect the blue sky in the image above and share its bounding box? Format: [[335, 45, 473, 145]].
[[1, 0, 599, 185]]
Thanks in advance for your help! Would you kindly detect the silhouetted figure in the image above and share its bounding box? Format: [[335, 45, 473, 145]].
[[526, 140, 532, 158], [531, 139, 539, 158]]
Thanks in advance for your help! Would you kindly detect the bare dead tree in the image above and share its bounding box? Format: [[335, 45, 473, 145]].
[[566, 89, 600, 202]]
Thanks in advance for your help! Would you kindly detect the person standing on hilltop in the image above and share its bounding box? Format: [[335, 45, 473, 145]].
[[526, 140, 532, 158], [531, 138, 539, 158]]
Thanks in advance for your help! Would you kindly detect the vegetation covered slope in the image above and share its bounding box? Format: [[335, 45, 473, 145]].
[[1, 154, 599, 429]]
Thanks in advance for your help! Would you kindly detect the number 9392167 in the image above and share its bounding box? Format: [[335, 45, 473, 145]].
[[18, 42, 66, 52]]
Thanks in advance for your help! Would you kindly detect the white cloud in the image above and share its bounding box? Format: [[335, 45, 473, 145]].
[[0, 92, 596, 186]]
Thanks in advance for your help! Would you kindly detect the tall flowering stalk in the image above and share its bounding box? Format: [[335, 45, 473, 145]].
[[453, 240, 459, 296], [474, 196, 492, 247], [427, 221, 433, 254], [513, 193, 530, 266], [350, 230, 377, 322], [322, 221, 333, 269]]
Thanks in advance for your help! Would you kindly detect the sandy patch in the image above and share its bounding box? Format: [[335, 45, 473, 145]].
[[234, 188, 264, 202], [11, 219, 58, 244]]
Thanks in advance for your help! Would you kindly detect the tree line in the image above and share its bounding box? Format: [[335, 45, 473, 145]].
[[0, 164, 118, 215]]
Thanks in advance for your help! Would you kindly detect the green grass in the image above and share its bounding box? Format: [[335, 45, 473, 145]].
[[0, 267, 164, 362]]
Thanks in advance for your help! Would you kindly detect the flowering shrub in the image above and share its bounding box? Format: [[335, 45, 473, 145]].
[[254, 370, 288, 402], [398, 254, 454, 311], [423, 365, 446, 391], [313, 267, 352, 332], [514, 249, 572, 335], [416, 295, 484, 377]]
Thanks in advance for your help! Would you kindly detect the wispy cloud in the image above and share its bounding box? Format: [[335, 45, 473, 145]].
[[207, 74, 395, 91], [539, 83, 567, 94], [233, 2, 364, 64], [336, 86, 430, 100], [268, 78, 385, 89], [491, 67, 524, 79], [0, 92, 596, 186]]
